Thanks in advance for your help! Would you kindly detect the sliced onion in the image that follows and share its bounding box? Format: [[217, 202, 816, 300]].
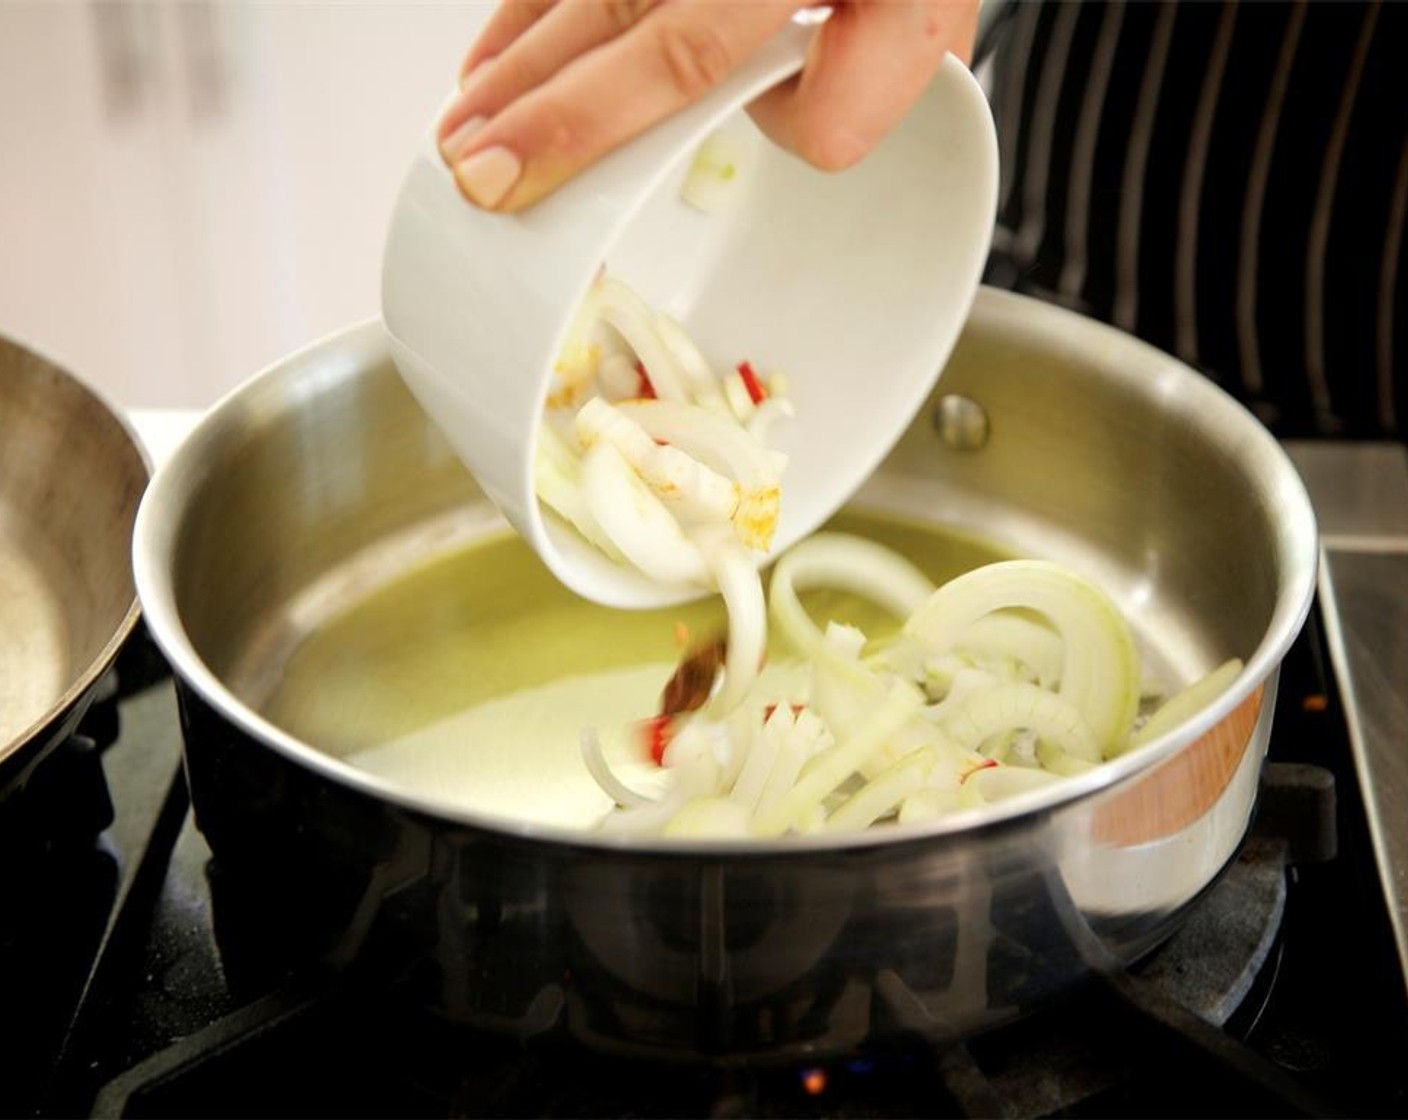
[[597, 757, 716, 834], [597, 801, 688, 835], [534, 423, 622, 560], [964, 763, 1064, 802], [953, 612, 1064, 689], [729, 705, 788, 812], [751, 730, 810, 825], [579, 442, 709, 586], [1128, 658, 1245, 750], [769, 533, 937, 660], [926, 666, 1003, 709], [679, 128, 746, 213], [715, 709, 755, 789], [904, 560, 1139, 757], [825, 621, 867, 660], [653, 313, 729, 413], [807, 630, 886, 739], [598, 350, 642, 400], [541, 276, 1234, 841], [547, 294, 604, 407], [722, 367, 758, 421], [746, 397, 796, 445], [580, 728, 655, 808], [824, 748, 933, 832], [706, 541, 766, 714], [617, 399, 780, 550], [932, 681, 1099, 762], [663, 795, 752, 838], [1035, 745, 1099, 776], [616, 399, 779, 489], [592, 276, 692, 401], [898, 787, 962, 823], [752, 678, 923, 837], [575, 398, 739, 524]]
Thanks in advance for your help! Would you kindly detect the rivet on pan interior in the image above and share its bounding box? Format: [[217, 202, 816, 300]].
[[933, 395, 990, 451]]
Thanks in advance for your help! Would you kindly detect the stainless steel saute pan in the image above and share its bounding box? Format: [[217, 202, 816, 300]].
[[132, 288, 1318, 1060], [1, 335, 148, 802]]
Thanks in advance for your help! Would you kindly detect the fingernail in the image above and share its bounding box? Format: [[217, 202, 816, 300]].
[[440, 114, 487, 160], [460, 51, 497, 91], [454, 145, 521, 208]]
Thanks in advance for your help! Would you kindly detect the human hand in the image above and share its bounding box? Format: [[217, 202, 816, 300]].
[[437, 0, 979, 212]]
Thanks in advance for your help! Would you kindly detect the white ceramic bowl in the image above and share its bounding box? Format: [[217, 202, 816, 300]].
[[381, 19, 998, 609]]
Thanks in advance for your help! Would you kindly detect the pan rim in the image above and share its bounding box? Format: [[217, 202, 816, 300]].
[[0, 331, 151, 775]]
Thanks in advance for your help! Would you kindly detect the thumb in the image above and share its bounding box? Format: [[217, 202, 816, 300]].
[[747, 0, 975, 173]]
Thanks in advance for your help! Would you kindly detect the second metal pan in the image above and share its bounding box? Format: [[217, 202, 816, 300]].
[[0, 334, 149, 801]]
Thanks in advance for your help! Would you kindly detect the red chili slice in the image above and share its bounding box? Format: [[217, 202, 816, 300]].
[[736, 360, 767, 405], [640, 714, 675, 766], [958, 759, 999, 784]]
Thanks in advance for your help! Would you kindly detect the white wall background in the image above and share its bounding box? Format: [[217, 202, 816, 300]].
[[0, 1, 489, 408]]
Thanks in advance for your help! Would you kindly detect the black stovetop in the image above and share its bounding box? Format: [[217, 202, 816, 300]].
[[4, 606, 1406, 1119]]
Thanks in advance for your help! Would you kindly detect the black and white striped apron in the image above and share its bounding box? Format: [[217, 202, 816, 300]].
[[979, 0, 1408, 439]]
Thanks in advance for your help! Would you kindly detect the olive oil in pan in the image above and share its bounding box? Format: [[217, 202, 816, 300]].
[[262, 510, 1014, 828]]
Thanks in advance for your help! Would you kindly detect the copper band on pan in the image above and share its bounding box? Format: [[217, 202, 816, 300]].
[[1092, 684, 1266, 847]]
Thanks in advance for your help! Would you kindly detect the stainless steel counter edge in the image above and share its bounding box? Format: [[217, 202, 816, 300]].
[[1285, 440, 1408, 994]]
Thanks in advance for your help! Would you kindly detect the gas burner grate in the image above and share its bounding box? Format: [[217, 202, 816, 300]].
[[22, 610, 1408, 1120], [59, 762, 1339, 1120]]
